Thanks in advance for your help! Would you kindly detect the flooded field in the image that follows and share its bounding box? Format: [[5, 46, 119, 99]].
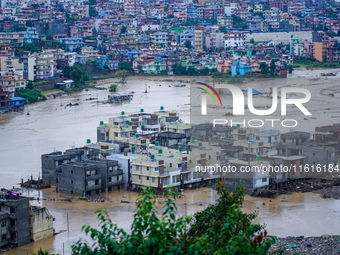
[[1, 70, 340, 254]]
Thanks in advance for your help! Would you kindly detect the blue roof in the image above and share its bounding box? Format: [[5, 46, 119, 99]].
[[243, 89, 261, 95], [10, 97, 25, 100]]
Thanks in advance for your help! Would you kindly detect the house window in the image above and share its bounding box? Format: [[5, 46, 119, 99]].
[[138, 175, 141, 180], [108, 177, 112, 182], [10, 208, 15, 214], [262, 178, 267, 182], [70, 180, 73, 184], [147, 177, 149, 181], [71, 170, 73, 174], [169, 163, 172, 167], [152, 177, 156, 183], [117, 176, 119, 181], [154, 167, 159, 172], [1, 221, 6, 227], [95, 180, 99, 185], [136, 165, 140, 171], [147, 167, 149, 171]]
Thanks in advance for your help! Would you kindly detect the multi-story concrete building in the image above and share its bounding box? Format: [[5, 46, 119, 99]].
[[84, 159, 125, 192], [56, 162, 102, 196], [196, 7, 223, 20], [0, 74, 15, 113], [23, 27, 40, 44], [0, 192, 30, 248], [205, 32, 224, 49], [277, 131, 310, 156], [152, 32, 168, 46], [224, 31, 245, 49], [124, 0, 142, 17], [41, 147, 99, 185], [194, 28, 204, 50], [0, 32, 24, 45], [129, 146, 189, 191], [178, 30, 195, 47], [225, 159, 270, 193], [0, 55, 23, 72], [217, 15, 232, 27], [60, 37, 84, 52], [254, 130, 280, 155], [28, 50, 57, 81]]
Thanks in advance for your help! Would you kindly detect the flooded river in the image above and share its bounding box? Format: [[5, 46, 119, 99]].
[[1, 71, 340, 254]]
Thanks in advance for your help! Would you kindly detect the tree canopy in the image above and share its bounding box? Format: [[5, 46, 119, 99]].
[[71, 183, 274, 254], [115, 70, 130, 83]]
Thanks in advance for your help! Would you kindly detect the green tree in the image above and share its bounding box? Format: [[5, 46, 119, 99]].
[[270, 59, 276, 76], [119, 62, 133, 71], [120, 26, 127, 35], [160, 70, 168, 75], [26, 80, 34, 90], [173, 63, 187, 75], [26, 20, 33, 27], [288, 65, 293, 73], [260, 62, 269, 75], [187, 183, 274, 254], [71, 183, 274, 254], [219, 26, 228, 34], [115, 70, 130, 83], [13, 22, 26, 32], [63, 65, 72, 78], [89, 6, 98, 17], [23, 43, 39, 53], [109, 84, 118, 92], [70, 65, 85, 87], [184, 40, 192, 49]]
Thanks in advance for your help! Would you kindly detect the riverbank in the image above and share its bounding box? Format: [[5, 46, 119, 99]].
[[251, 179, 340, 199], [270, 235, 340, 254]]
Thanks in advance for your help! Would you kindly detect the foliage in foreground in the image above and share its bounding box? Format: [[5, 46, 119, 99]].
[[71, 183, 274, 254]]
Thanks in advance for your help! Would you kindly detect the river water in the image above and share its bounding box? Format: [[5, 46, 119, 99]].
[[1, 71, 340, 254]]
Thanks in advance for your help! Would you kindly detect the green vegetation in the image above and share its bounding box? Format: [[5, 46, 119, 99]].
[[109, 84, 118, 92], [63, 65, 89, 88], [227, 76, 245, 84], [260, 62, 269, 75], [184, 40, 192, 49], [89, 7, 98, 17], [118, 62, 133, 71], [219, 26, 228, 34], [270, 59, 276, 76], [13, 22, 27, 32], [15, 88, 46, 104], [32, 81, 50, 86], [295, 57, 340, 68], [70, 183, 273, 254], [24, 43, 39, 53], [115, 70, 130, 83], [120, 26, 127, 35], [174, 63, 217, 76]]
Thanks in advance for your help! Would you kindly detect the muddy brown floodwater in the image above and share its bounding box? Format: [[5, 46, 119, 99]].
[[1, 71, 340, 254]]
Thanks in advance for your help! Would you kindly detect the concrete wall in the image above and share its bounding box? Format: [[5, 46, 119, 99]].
[[30, 207, 54, 242]]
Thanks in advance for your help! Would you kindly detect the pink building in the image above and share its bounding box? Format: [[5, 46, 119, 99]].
[[205, 32, 224, 49]]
